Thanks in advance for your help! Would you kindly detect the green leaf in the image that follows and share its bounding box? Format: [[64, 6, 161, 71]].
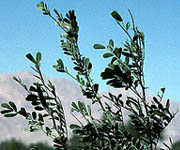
[[78, 101, 88, 115], [161, 87, 165, 93], [71, 102, 79, 112], [87, 105, 91, 116], [9, 101, 17, 112], [84, 58, 90, 67], [38, 113, 44, 122], [46, 127, 52, 136], [26, 94, 38, 101], [109, 39, 114, 48], [111, 11, 123, 22], [93, 84, 99, 94], [70, 124, 81, 129], [53, 59, 65, 72], [93, 44, 105, 49], [31, 101, 40, 106], [54, 8, 60, 16], [26, 53, 37, 64], [113, 48, 122, 58], [53, 65, 65, 72], [122, 52, 133, 57], [35, 106, 44, 111], [4, 113, 17, 117], [140, 32, 145, 39], [88, 62, 92, 70], [103, 53, 113, 58], [29, 86, 37, 92], [19, 108, 28, 118], [60, 33, 68, 38], [125, 56, 129, 65], [57, 58, 64, 68], [32, 112, 37, 120], [36, 1, 44, 11], [43, 12, 49, 15], [101, 68, 114, 79], [13, 76, 21, 82], [153, 97, 160, 104], [1, 109, 13, 114], [126, 22, 130, 30], [24, 127, 31, 132], [1, 103, 12, 110], [165, 99, 170, 110], [36, 52, 41, 62]]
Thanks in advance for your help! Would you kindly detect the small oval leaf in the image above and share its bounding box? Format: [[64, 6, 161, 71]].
[[26, 53, 37, 64], [111, 11, 123, 22], [1, 103, 12, 110], [9, 101, 17, 112], [4, 113, 17, 117], [93, 44, 105, 49], [126, 22, 130, 30], [36, 52, 41, 62], [70, 124, 81, 129], [103, 53, 113, 58], [1, 109, 13, 114], [109, 39, 114, 48], [35, 106, 44, 111], [19, 108, 28, 118]]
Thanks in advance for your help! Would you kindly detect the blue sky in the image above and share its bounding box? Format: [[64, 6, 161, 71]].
[[0, 0, 180, 101]]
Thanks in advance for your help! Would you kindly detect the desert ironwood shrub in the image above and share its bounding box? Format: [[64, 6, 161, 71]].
[[1, 1, 177, 150]]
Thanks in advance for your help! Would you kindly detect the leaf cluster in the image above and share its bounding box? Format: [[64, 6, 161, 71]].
[[1, 52, 68, 150]]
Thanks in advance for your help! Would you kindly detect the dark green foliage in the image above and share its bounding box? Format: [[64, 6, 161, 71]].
[[0, 139, 55, 150], [0, 139, 28, 150], [68, 135, 85, 150], [29, 142, 55, 150], [0, 1, 177, 150], [172, 140, 180, 150]]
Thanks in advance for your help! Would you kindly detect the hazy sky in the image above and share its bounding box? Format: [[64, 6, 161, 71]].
[[0, 0, 180, 101]]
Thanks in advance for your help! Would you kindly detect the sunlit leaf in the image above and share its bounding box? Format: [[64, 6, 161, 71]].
[[36, 1, 44, 11], [24, 127, 31, 132]]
